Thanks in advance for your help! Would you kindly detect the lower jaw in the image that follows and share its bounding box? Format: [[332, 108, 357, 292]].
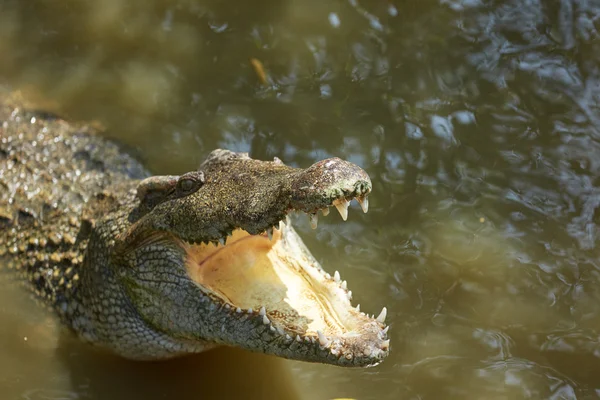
[[207, 312, 386, 367], [182, 225, 389, 366]]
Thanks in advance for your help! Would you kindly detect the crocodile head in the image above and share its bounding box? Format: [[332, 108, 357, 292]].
[[113, 150, 389, 367]]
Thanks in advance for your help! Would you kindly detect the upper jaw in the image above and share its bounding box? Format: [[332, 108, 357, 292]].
[[143, 152, 373, 245]]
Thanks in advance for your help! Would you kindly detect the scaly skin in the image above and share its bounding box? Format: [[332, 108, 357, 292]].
[[0, 93, 390, 367]]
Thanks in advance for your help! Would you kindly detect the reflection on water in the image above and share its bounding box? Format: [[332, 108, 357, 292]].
[[1, 0, 600, 398]]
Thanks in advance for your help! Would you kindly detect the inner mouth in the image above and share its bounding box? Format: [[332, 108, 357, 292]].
[[183, 196, 390, 362], [186, 223, 358, 337]]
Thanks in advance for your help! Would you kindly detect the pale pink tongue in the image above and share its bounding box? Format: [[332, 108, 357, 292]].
[[193, 235, 284, 306]]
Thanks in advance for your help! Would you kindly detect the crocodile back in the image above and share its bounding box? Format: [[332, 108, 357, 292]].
[[0, 93, 148, 313]]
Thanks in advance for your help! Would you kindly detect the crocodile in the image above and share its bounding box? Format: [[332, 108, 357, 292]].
[[0, 93, 390, 367]]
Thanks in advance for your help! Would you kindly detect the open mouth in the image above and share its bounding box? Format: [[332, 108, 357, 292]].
[[184, 194, 390, 366]]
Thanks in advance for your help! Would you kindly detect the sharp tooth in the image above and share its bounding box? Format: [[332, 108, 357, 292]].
[[219, 237, 226, 246], [333, 198, 349, 221], [322, 207, 330, 216], [296, 335, 302, 342], [236, 307, 242, 313], [279, 220, 286, 230], [382, 326, 389, 335], [325, 273, 331, 280], [304, 337, 311, 343], [247, 308, 254, 314], [341, 280, 347, 290], [334, 270, 341, 282], [270, 325, 276, 332], [356, 304, 360, 312], [309, 213, 318, 229], [381, 339, 390, 350], [267, 228, 273, 241], [317, 331, 330, 348], [347, 290, 352, 300], [285, 334, 292, 341], [276, 327, 285, 335], [262, 315, 270, 325], [357, 196, 369, 213], [259, 306, 266, 316], [376, 307, 387, 324]]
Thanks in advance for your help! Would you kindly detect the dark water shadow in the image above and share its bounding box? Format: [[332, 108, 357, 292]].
[[56, 333, 300, 400]]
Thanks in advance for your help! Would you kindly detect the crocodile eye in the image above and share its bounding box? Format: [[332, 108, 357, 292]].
[[176, 171, 205, 196], [178, 178, 195, 193]]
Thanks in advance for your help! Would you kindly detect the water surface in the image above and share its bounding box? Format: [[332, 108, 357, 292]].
[[1, 0, 600, 399]]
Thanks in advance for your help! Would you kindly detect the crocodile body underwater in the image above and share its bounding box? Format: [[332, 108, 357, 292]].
[[0, 94, 389, 367]]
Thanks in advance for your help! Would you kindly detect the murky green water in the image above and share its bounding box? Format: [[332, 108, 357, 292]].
[[1, 0, 600, 398]]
